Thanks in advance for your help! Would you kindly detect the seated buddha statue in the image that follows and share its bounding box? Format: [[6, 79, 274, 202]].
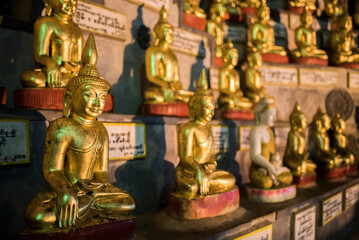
[[218, 39, 252, 111], [325, 0, 343, 19], [21, 0, 83, 88], [24, 34, 135, 230], [312, 108, 343, 168], [330, 13, 359, 66], [331, 114, 355, 165], [184, 0, 206, 19], [174, 69, 237, 198], [143, 7, 193, 104], [283, 103, 316, 176], [223, 0, 242, 17], [238, 0, 261, 10], [243, 48, 266, 103], [288, 0, 316, 13], [291, 5, 328, 63], [249, 97, 293, 189]]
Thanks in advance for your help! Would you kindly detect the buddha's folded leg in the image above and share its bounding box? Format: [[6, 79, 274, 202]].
[[249, 167, 273, 189], [25, 191, 57, 228], [208, 170, 236, 194], [20, 69, 46, 88], [284, 157, 303, 175], [174, 166, 198, 197], [277, 171, 293, 185], [144, 87, 165, 103]]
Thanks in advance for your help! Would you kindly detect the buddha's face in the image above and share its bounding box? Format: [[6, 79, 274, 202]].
[[342, 17, 353, 31], [258, 7, 270, 22], [321, 115, 331, 130], [302, 13, 313, 26], [333, 119, 345, 133], [260, 108, 276, 127], [52, 0, 77, 16], [72, 83, 108, 119], [157, 25, 174, 44], [224, 50, 239, 66], [295, 115, 307, 130], [196, 100, 215, 123]]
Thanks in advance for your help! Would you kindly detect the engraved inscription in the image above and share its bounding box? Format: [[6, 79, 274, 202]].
[[212, 125, 229, 154], [293, 206, 316, 240], [345, 184, 359, 209], [299, 68, 337, 86], [223, 24, 246, 43], [171, 28, 208, 56], [259, 66, 298, 85], [348, 72, 359, 89], [239, 127, 251, 151], [322, 193, 343, 225]]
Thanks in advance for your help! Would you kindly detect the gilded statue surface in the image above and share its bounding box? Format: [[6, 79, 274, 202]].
[[283, 103, 316, 176], [238, 0, 261, 8], [21, 0, 83, 88], [223, 0, 242, 16], [291, 6, 328, 60], [144, 7, 193, 104], [325, 0, 343, 19], [174, 70, 237, 199], [218, 39, 252, 110], [184, 0, 206, 19], [330, 14, 359, 65], [24, 34, 135, 231], [288, 0, 316, 11], [249, 98, 293, 189]]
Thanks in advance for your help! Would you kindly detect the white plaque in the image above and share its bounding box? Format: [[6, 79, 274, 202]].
[[321, 192, 343, 226], [239, 126, 251, 151], [74, 1, 127, 40], [348, 72, 359, 89], [0, 119, 30, 165], [293, 206, 316, 240], [235, 224, 272, 240], [212, 125, 229, 154], [299, 68, 337, 86], [209, 68, 219, 90], [259, 66, 298, 85], [345, 184, 359, 210], [223, 24, 246, 43], [104, 123, 146, 160], [171, 28, 208, 56], [125, 0, 170, 10], [275, 126, 290, 148]]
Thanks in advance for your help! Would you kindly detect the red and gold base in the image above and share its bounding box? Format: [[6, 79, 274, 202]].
[[221, 109, 254, 120], [336, 63, 359, 70], [0, 87, 7, 107], [14, 88, 114, 112], [317, 165, 347, 180], [167, 188, 239, 220], [241, 7, 256, 15], [246, 184, 296, 203], [293, 172, 317, 188], [293, 57, 328, 66], [262, 53, 289, 64], [183, 13, 206, 31], [214, 57, 223, 67], [18, 218, 136, 240], [346, 163, 358, 176], [141, 102, 189, 117]]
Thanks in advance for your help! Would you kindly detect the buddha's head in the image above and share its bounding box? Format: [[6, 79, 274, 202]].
[[209, 0, 227, 21], [300, 5, 313, 27], [254, 97, 276, 127], [153, 6, 174, 46], [313, 108, 331, 132], [222, 38, 238, 67], [332, 113, 345, 133], [45, 0, 77, 17], [337, 13, 353, 31], [255, 0, 270, 22], [290, 102, 307, 131], [63, 34, 110, 120], [247, 47, 262, 68], [188, 69, 214, 124]]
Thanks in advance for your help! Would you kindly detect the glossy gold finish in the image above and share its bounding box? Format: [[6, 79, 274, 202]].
[[223, 0, 242, 16], [238, 0, 261, 8], [248, 0, 287, 56], [21, 0, 83, 88], [288, 0, 316, 11], [218, 39, 252, 110], [174, 69, 236, 199], [184, 0, 206, 19], [144, 7, 193, 104], [283, 103, 316, 176], [325, 0, 343, 19], [330, 13, 359, 65], [291, 6, 328, 60], [250, 98, 293, 189], [24, 34, 135, 231]]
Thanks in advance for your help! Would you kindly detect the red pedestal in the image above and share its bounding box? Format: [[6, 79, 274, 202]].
[[242, 7, 256, 15], [14, 88, 114, 112], [288, 6, 304, 14], [246, 184, 296, 203], [293, 57, 328, 66], [18, 218, 136, 240], [293, 173, 317, 188], [346, 163, 358, 176], [317, 165, 347, 180], [336, 63, 359, 70], [214, 57, 223, 67], [167, 188, 239, 220], [142, 102, 189, 117], [221, 109, 254, 120], [262, 53, 289, 64], [183, 13, 206, 31], [0, 87, 7, 107]]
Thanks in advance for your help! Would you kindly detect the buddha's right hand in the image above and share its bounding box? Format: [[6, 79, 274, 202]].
[[196, 168, 209, 195], [56, 190, 78, 228], [46, 64, 62, 88]]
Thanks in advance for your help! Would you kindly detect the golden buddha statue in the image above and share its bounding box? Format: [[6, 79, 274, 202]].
[[248, 0, 287, 57], [312, 108, 343, 168], [24, 34, 135, 230], [331, 114, 355, 165], [325, 0, 343, 19], [291, 5, 328, 61], [184, 0, 206, 19], [283, 103, 316, 176], [243, 48, 266, 103], [330, 13, 359, 65], [144, 7, 193, 104], [223, 0, 242, 16], [21, 0, 83, 88], [174, 69, 237, 198], [249, 97, 293, 189], [238, 0, 261, 9], [218, 39, 252, 110], [288, 0, 316, 12]]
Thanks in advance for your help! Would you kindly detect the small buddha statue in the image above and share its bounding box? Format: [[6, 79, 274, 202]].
[[288, 0, 316, 12], [174, 69, 237, 198], [243, 48, 266, 103], [223, 0, 242, 16], [291, 5, 328, 62], [218, 39, 252, 111], [283, 103, 316, 176], [325, 0, 343, 19], [184, 0, 206, 19], [24, 34, 135, 230], [144, 7, 193, 104], [312, 108, 343, 168], [238, 0, 261, 9], [331, 114, 355, 165], [21, 0, 83, 88], [330, 13, 359, 66], [249, 97, 293, 189]]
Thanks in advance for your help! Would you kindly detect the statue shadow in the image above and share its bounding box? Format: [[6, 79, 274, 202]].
[[111, 5, 150, 114], [189, 40, 207, 91]]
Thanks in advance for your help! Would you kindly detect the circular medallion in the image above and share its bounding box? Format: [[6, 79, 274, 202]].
[[325, 88, 354, 120]]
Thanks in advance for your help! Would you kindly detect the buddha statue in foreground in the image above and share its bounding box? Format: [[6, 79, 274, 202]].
[[283, 103, 316, 177], [218, 39, 252, 111], [174, 70, 237, 198], [21, 0, 83, 88], [143, 7, 193, 104], [24, 34, 135, 230], [249, 98, 293, 189], [184, 0, 206, 19]]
